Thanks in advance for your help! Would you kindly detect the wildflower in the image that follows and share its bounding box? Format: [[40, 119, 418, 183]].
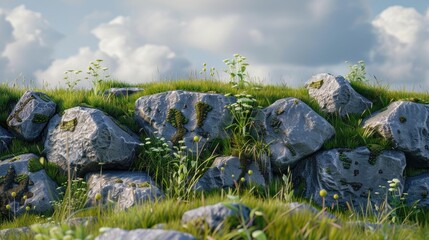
[[240, 177, 246, 183], [95, 193, 102, 201], [25, 206, 30, 211], [319, 189, 327, 198], [248, 170, 253, 176], [333, 194, 339, 200], [220, 167, 225, 172], [193, 136, 200, 142], [22, 195, 27, 201], [5, 204, 10, 210], [392, 178, 400, 184], [11, 192, 16, 198], [39, 157, 45, 165]]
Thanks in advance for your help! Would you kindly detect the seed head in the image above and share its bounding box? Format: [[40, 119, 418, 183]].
[[319, 189, 327, 198]]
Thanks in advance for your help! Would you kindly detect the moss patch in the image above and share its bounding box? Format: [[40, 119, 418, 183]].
[[367, 144, 384, 165], [339, 151, 352, 169], [36, 93, 52, 102], [32, 113, 50, 124], [195, 101, 212, 128], [0, 166, 34, 221], [166, 108, 188, 144], [6, 95, 36, 124], [60, 118, 78, 132], [309, 79, 324, 89]]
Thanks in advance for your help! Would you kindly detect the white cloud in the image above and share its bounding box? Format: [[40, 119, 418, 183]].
[[370, 6, 429, 89], [36, 15, 191, 87], [0, 5, 62, 83]]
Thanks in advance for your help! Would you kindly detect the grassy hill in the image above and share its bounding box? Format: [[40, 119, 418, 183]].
[[1, 78, 429, 239]]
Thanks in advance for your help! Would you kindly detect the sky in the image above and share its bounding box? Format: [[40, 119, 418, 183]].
[[0, 0, 428, 91]]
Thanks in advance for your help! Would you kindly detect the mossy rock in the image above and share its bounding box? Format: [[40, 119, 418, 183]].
[[32, 113, 50, 124], [195, 102, 212, 128], [308, 79, 324, 89], [60, 118, 78, 132]]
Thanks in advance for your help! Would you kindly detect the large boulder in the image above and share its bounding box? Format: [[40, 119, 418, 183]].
[[181, 202, 250, 231], [0, 154, 58, 217], [293, 147, 406, 209], [404, 173, 429, 208], [6, 91, 56, 141], [362, 101, 429, 167], [0, 126, 13, 153], [306, 73, 372, 116], [195, 156, 269, 191], [44, 107, 140, 176], [86, 171, 163, 209], [135, 90, 234, 153], [255, 97, 335, 172], [95, 228, 196, 240]]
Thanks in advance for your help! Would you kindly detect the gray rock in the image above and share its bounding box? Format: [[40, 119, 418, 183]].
[[95, 228, 196, 240], [294, 147, 406, 210], [103, 87, 144, 97], [404, 173, 429, 207], [0, 227, 30, 239], [287, 202, 336, 220], [362, 101, 429, 167], [195, 156, 268, 191], [0, 154, 58, 216], [44, 107, 140, 176], [86, 171, 163, 209], [7, 91, 56, 141], [306, 73, 372, 116], [255, 97, 335, 172], [181, 202, 250, 231], [135, 90, 234, 153], [0, 126, 13, 152]]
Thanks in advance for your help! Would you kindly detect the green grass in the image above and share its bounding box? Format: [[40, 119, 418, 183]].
[[1, 79, 429, 239]]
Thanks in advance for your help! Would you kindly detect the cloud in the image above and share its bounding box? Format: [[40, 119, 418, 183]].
[[370, 6, 429, 89], [36, 15, 191, 87], [0, 5, 62, 83]]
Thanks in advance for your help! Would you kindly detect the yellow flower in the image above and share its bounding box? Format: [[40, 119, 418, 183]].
[[95, 193, 102, 201], [5, 204, 11, 210], [193, 136, 200, 142], [319, 189, 327, 198], [25, 206, 30, 211], [11, 192, 16, 198], [333, 194, 339, 200]]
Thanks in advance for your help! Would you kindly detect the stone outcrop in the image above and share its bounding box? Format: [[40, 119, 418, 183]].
[[195, 156, 268, 191], [95, 228, 196, 240], [0, 126, 13, 153], [306, 73, 372, 116], [0, 154, 58, 217], [404, 173, 429, 208], [86, 171, 163, 209], [103, 87, 144, 97], [181, 203, 250, 231], [293, 147, 406, 209], [135, 90, 234, 153], [362, 101, 429, 167], [255, 97, 335, 172], [44, 107, 141, 176], [6, 91, 56, 141]]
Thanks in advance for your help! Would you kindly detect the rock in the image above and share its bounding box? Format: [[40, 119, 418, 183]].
[[404, 173, 429, 208], [0, 153, 58, 217], [362, 101, 429, 167], [255, 97, 335, 172], [195, 156, 269, 191], [86, 171, 163, 209], [181, 202, 250, 231], [6, 91, 56, 141], [95, 228, 196, 240], [135, 90, 234, 153], [44, 107, 140, 176], [0, 227, 30, 239], [103, 87, 144, 97], [287, 202, 336, 220], [293, 147, 406, 210], [0, 126, 13, 152], [306, 73, 372, 116]]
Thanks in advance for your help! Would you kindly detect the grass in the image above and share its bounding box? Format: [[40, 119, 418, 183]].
[[1, 78, 429, 239]]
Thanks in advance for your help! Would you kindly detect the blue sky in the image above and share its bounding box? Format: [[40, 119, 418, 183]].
[[0, 0, 428, 91]]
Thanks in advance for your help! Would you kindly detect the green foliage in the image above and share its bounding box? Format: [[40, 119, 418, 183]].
[[346, 60, 367, 82], [166, 108, 188, 144], [199, 62, 216, 80], [52, 178, 88, 222], [224, 54, 250, 89], [27, 157, 43, 172], [31, 223, 93, 240]]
